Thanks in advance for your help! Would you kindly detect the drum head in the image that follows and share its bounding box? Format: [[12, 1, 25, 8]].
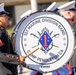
[[13, 11, 75, 73]]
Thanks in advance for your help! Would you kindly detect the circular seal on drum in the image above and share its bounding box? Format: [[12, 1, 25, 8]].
[[12, 11, 75, 73]]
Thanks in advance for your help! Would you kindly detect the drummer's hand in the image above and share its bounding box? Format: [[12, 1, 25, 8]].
[[5, 54, 25, 63], [18, 56, 25, 64]]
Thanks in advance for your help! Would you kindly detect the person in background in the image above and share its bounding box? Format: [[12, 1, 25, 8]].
[[17, 64, 23, 74], [58, 0, 76, 66], [52, 1, 76, 75], [0, 3, 25, 75]]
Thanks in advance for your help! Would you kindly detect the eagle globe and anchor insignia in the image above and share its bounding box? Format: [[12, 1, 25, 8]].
[[15, 12, 75, 73], [38, 28, 58, 52], [39, 28, 53, 51]]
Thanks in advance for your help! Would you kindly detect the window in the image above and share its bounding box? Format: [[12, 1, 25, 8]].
[[38, 3, 52, 11]]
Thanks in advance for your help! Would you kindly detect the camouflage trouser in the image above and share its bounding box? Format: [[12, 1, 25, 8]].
[[0, 63, 12, 75], [69, 49, 76, 67], [0, 63, 18, 75], [7, 74, 18, 75]]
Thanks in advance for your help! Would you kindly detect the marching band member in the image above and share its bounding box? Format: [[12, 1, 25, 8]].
[[58, 0, 76, 69], [52, 1, 76, 75], [0, 3, 25, 75]]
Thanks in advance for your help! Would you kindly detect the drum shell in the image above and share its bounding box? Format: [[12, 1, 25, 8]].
[[11, 11, 75, 73]]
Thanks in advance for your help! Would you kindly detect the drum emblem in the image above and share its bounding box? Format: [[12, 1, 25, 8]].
[[39, 28, 52, 50], [31, 27, 59, 53]]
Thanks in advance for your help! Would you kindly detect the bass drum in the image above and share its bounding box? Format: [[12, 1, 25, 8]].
[[11, 11, 75, 73]]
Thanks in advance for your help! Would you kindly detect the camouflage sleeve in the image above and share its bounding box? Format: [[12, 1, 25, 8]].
[[0, 29, 6, 52]]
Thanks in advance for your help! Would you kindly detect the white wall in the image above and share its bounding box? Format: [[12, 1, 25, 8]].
[[14, 1, 69, 24], [14, 4, 31, 23], [56, 1, 69, 6]]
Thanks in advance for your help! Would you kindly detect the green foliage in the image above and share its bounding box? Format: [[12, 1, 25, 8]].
[[6, 27, 14, 36]]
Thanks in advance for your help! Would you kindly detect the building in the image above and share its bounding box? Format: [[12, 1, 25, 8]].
[[0, 0, 73, 26]]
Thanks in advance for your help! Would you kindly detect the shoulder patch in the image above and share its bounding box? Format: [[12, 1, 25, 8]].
[[0, 39, 3, 47]]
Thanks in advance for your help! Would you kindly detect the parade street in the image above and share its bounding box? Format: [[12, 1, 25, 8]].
[[18, 67, 52, 75]]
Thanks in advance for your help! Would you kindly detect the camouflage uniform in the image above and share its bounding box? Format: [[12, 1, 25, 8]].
[[0, 27, 18, 75]]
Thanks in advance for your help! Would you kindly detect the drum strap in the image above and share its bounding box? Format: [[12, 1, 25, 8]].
[[66, 63, 72, 75], [56, 72, 59, 75], [35, 72, 38, 75], [34, 71, 42, 75], [55, 64, 72, 75]]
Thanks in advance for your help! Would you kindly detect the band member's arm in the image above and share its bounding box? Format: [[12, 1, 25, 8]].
[[4, 54, 25, 64], [0, 47, 40, 64]]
